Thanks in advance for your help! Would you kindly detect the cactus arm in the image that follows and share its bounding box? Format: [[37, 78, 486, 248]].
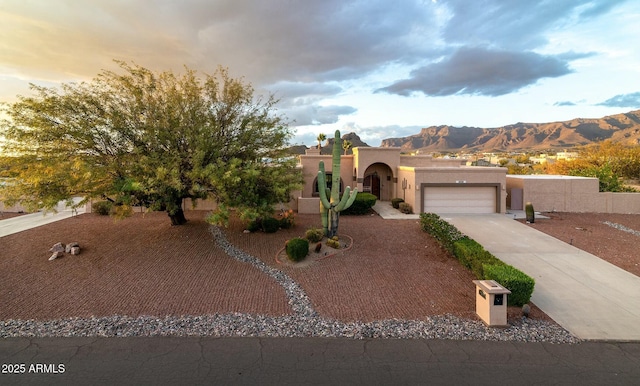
[[335, 187, 358, 211]]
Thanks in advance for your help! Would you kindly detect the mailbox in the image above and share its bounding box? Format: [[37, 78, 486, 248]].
[[473, 280, 511, 327]]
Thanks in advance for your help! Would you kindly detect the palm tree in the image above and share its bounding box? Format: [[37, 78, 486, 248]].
[[342, 139, 352, 155], [317, 133, 326, 149]]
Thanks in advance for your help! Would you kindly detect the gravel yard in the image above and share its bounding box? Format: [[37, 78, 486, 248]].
[[5, 209, 636, 342]]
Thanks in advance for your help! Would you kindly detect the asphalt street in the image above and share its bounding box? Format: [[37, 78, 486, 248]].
[[2, 337, 640, 385]]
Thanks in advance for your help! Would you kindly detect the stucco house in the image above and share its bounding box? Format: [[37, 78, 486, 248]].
[[296, 147, 508, 215]]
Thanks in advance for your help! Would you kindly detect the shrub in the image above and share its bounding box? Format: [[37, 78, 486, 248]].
[[483, 264, 535, 307], [453, 237, 502, 278], [305, 227, 324, 243], [279, 209, 295, 229], [399, 202, 413, 214], [92, 201, 113, 216], [419, 213, 465, 252], [261, 217, 281, 233], [342, 192, 377, 215], [246, 218, 262, 232], [421, 212, 535, 306], [286, 238, 309, 262], [391, 198, 404, 209]]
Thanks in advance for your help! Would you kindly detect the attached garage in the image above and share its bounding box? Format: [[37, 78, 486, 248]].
[[422, 184, 498, 214]]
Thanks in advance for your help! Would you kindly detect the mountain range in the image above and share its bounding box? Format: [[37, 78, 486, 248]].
[[380, 109, 640, 152]]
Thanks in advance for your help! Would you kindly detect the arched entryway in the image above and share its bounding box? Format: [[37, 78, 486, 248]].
[[362, 163, 393, 200], [363, 173, 380, 198]]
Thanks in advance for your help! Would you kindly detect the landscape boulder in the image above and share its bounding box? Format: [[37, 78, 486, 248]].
[[49, 242, 65, 253], [65, 242, 79, 253], [48, 242, 81, 261]]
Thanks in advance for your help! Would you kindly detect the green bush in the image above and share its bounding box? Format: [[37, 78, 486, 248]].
[[419, 213, 465, 252], [261, 217, 281, 233], [246, 218, 262, 232], [483, 264, 535, 307], [286, 238, 309, 262], [92, 201, 113, 216], [398, 202, 412, 214], [305, 227, 324, 243], [391, 198, 404, 209], [453, 237, 502, 278], [420, 212, 535, 306], [342, 192, 377, 215]]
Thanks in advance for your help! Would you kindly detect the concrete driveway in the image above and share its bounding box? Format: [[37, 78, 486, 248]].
[[444, 214, 640, 341]]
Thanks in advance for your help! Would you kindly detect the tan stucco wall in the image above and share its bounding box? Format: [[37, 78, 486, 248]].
[[298, 153, 356, 198], [399, 155, 465, 168], [506, 175, 640, 214]]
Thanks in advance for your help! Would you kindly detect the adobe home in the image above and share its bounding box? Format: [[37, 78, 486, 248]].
[[296, 146, 507, 215]]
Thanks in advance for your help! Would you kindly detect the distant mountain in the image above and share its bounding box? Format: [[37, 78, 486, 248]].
[[380, 110, 640, 152], [288, 132, 370, 155]]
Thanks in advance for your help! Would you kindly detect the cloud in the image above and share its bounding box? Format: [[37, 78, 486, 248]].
[[377, 47, 574, 97], [597, 92, 640, 108], [554, 101, 577, 106], [440, 0, 627, 50], [285, 105, 357, 126]]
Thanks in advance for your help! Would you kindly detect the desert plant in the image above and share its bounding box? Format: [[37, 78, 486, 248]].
[[483, 264, 535, 307], [92, 201, 113, 215], [279, 209, 295, 229], [419, 213, 465, 252], [286, 238, 309, 262], [261, 217, 281, 233], [314, 242, 322, 253], [342, 192, 377, 215], [399, 202, 413, 214], [326, 238, 340, 249], [525, 202, 535, 223], [317, 130, 358, 237], [391, 198, 404, 209], [246, 218, 262, 232], [305, 227, 324, 243]]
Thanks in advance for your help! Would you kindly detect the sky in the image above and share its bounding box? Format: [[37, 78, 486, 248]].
[[1, 0, 639, 147]]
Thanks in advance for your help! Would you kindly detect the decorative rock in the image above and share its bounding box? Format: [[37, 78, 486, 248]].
[[49, 242, 65, 253], [49, 251, 64, 261], [65, 242, 79, 253], [70, 246, 81, 255]]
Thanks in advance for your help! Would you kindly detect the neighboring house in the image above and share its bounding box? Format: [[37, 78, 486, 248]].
[[296, 147, 508, 215]]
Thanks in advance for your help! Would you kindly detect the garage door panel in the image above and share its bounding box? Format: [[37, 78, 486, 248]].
[[424, 186, 496, 214]]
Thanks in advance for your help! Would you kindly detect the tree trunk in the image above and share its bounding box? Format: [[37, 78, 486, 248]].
[[168, 198, 188, 226]]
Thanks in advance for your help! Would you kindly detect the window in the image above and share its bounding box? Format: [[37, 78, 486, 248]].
[[313, 173, 343, 197]]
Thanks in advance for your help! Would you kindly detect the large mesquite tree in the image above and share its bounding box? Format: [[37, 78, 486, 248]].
[[0, 61, 301, 225]]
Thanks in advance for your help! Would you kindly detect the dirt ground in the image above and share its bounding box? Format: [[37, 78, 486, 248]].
[[519, 212, 640, 278], [4, 210, 637, 324]]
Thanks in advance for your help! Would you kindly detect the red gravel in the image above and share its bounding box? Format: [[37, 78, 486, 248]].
[[520, 212, 640, 278], [0, 210, 566, 323]]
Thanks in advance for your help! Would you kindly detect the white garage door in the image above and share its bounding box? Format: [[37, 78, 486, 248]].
[[423, 186, 496, 214]]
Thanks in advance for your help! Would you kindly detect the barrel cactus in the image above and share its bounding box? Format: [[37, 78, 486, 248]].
[[525, 202, 535, 223]]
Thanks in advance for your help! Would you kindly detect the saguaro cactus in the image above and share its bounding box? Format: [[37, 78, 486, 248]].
[[318, 130, 358, 237]]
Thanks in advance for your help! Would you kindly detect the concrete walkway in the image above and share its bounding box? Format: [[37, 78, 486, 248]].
[[0, 200, 86, 238], [443, 214, 640, 341]]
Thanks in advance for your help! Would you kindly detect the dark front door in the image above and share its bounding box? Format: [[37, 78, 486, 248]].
[[364, 174, 381, 199]]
